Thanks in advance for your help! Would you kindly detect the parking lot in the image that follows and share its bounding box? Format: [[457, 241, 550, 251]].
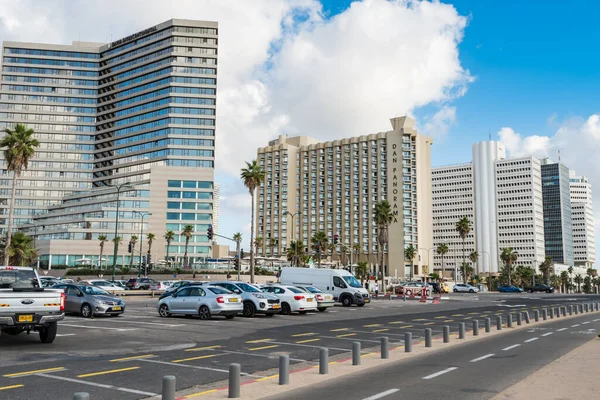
[[1, 293, 598, 399]]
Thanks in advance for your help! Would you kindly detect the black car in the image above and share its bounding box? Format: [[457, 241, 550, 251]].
[[524, 284, 555, 293], [158, 280, 193, 300], [125, 277, 156, 290]]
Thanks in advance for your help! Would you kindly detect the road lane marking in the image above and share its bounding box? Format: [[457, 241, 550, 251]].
[[424, 322, 435, 325], [541, 332, 554, 337], [296, 338, 320, 344], [557, 328, 567, 331], [524, 338, 539, 343], [571, 324, 581, 327], [292, 332, 317, 337], [248, 345, 279, 351], [185, 345, 222, 352], [0, 384, 24, 391], [269, 341, 348, 351], [468, 312, 479, 315], [362, 388, 400, 399], [434, 316, 446, 319], [36, 373, 157, 396], [444, 320, 454, 322], [452, 314, 464, 317], [582, 322, 590, 325], [336, 333, 356, 338], [330, 328, 349, 332], [470, 354, 495, 363], [137, 358, 265, 378], [246, 339, 273, 343], [413, 318, 426, 321], [373, 328, 390, 332], [502, 344, 521, 351], [56, 333, 76, 337], [99, 319, 185, 327], [400, 325, 413, 328], [389, 321, 404, 324], [4, 367, 65, 377], [364, 324, 381, 327], [183, 389, 218, 398], [256, 374, 279, 381], [321, 335, 380, 343], [172, 354, 222, 363], [422, 367, 458, 380], [77, 366, 140, 378], [110, 354, 154, 362], [214, 349, 306, 362], [60, 324, 136, 332]]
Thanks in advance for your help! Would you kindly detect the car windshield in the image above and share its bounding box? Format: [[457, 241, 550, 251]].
[[287, 287, 303, 293], [94, 281, 112, 286], [342, 275, 362, 288], [80, 285, 110, 295], [303, 286, 321, 293], [208, 287, 232, 295], [0, 268, 39, 289], [236, 283, 260, 293]]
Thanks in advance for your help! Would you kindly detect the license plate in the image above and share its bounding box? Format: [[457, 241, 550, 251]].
[[229, 298, 238, 302], [112, 306, 122, 311], [18, 315, 33, 323], [364, 299, 370, 303], [272, 304, 281, 309], [307, 298, 313, 302]]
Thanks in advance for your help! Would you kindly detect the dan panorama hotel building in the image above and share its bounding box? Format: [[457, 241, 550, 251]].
[[0, 19, 218, 268], [255, 116, 433, 279]]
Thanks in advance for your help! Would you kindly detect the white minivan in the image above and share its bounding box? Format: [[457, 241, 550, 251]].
[[279, 268, 370, 307]]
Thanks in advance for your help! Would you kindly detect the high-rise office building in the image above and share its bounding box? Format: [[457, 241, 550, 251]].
[[255, 116, 433, 279], [540, 159, 574, 265], [569, 171, 596, 268], [213, 183, 220, 236], [0, 19, 218, 268]]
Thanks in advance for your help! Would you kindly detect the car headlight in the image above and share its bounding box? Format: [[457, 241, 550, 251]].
[[95, 300, 107, 305], [252, 293, 266, 299]]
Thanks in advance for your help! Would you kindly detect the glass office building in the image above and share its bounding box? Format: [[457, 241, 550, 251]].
[[0, 19, 218, 268]]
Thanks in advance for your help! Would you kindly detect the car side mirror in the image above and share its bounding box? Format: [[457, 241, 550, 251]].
[[77, 292, 84, 297], [172, 293, 177, 298], [235, 289, 242, 294]]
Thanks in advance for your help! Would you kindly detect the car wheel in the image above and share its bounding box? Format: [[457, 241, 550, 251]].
[[242, 301, 256, 318], [405, 289, 413, 296], [39, 322, 58, 344], [81, 303, 92, 318], [528, 289, 534, 293], [281, 302, 292, 315], [453, 289, 458, 293], [298, 310, 308, 315], [225, 315, 235, 320], [317, 307, 327, 312], [341, 295, 352, 307], [158, 304, 170, 317], [469, 289, 475, 293], [198, 305, 211, 320]]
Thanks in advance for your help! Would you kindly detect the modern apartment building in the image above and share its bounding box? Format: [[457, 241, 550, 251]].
[[213, 183, 220, 237], [255, 116, 433, 279], [0, 19, 218, 268], [569, 172, 596, 268], [540, 159, 574, 265]]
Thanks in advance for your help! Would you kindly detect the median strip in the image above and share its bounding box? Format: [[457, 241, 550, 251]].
[[77, 366, 140, 378]]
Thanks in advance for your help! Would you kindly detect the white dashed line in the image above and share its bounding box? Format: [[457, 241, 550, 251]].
[[502, 344, 521, 351], [470, 354, 494, 363], [362, 389, 400, 400], [525, 337, 538, 343], [557, 328, 567, 332], [571, 324, 580, 327], [541, 332, 553, 337], [422, 367, 458, 380], [582, 322, 590, 325]]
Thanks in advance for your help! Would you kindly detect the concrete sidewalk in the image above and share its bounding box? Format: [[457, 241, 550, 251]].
[[493, 334, 600, 400]]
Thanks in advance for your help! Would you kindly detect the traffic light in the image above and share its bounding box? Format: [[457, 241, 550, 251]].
[[233, 257, 239, 270], [146, 253, 152, 264], [333, 234, 339, 245], [127, 242, 132, 253], [240, 249, 244, 259], [207, 224, 213, 240]]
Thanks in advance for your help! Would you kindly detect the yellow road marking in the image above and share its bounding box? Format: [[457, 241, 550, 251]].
[[361, 352, 377, 357], [330, 328, 349, 332], [110, 354, 154, 362], [464, 317, 473, 320], [248, 345, 279, 351], [363, 324, 381, 327], [185, 345, 221, 352], [424, 322, 435, 325], [444, 319, 454, 322], [468, 312, 479, 315], [184, 389, 219, 398], [373, 328, 389, 332], [296, 338, 320, 344], [246, 339, 273, 343], [4, 367, 65, 377], [389, 321, 404, 324], [400, 325, 413, 328], [452, 314, 464, 317], [256, 374, 279, 381], [172, 354, 221, 363], [336, 333, 356, 338], [413, 318, 426, 321], [291, 332, 316, 337], [77, 366, 139, 378], [434, 316, 446, 319], [0, 384, 24, 391]]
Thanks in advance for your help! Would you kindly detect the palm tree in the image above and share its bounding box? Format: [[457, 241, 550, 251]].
[[340, 244, 348, 267], [574, 274, 583, 293], [500, 248, 518, 286], [455, 217, 472, 283], [311, 231, 328, 267], [404, 245, 417, 280], [241, 160, 266, 283], [567, 265, 574, 293], [436, 243, 449, 280], [268, 237, 277, 257], [356, 261, 369, 284], [97, 235, 108, 270], [0, 124, 40, 266], [128, 235, 138, 268], [560, 271, 569, 293], [146, 233, 155, 268], [112, 236, 122, 267], [538, 256, 554, 285], [233, 232, 242, 268], [353, 243, 361, 264], [164, 230, 175, 270], [1, 231, 38, 266], [181, 224, 194, 268], [469, 251, 479, 281], [327, 242, 336, 267], [286, 240, 304, 267], [374, 199, 393, 293]]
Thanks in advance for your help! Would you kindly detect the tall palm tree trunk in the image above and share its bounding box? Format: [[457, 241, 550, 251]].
[[250, 191, 255, 283], [441, 254, 445, 280], [462, 239, 466, 284], [3, 173, 18, 265], [99, 246, 104, 270], [379, 244, 384, 296]]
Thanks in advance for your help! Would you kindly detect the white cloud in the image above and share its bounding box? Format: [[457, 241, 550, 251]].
[[0, 0, 472, 245], [421, 106, 457, 139]]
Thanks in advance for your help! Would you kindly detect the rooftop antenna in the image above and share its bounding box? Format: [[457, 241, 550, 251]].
[[558, 149, 561, 163]]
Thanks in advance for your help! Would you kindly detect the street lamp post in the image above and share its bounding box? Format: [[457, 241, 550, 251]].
[[419, 247, 435, 280], [109, 182, 132, 281], [284, 210, 301, 266], [133, 211, 151, 277]]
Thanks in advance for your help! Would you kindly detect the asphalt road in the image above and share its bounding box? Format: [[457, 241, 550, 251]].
[[0, 293, 598, 399], [266, 311, 600, 400]]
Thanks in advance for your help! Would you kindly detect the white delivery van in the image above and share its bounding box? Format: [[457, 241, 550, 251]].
[[279, 268, 370, 307]]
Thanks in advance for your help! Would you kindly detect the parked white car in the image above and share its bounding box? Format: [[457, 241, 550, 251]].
[[151, 281, 174, 291], [80, 280, 125, 291], [294, 285, 335, 312], [261, 284, 318, 315], [158, 285, 243, 319], [453, 283, 479, 293]]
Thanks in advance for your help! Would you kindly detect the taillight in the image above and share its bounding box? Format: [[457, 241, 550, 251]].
[[316, 295, 323, 301], [60, 292, 66, 312], [293, 295, 305, 301], [216, 296, 225, 304]]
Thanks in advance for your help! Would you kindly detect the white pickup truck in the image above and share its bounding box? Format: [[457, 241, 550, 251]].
[[0, 266, 65, 343]]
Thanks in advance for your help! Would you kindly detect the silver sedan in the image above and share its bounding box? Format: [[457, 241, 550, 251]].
[[158, 285, 243, 320], [53, 284, 125, 317]]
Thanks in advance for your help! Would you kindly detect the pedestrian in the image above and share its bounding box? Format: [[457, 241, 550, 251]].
[[365, 281, 369, 290], [374, 282, 379, 298]]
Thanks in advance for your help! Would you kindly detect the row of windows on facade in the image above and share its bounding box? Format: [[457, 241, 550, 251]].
[[432, 167, 472, 175]]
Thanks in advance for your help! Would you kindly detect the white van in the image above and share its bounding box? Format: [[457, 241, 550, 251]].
[[279, 268, 370, 307]]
